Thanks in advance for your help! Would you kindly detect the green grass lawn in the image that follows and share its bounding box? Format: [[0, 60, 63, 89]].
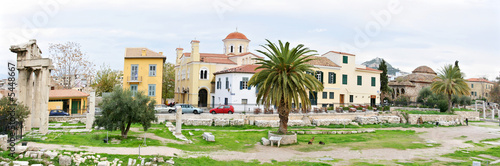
[[165, 130, 267, 152], [294, 130, 437, 152], [22, 130, 163, 147], [318, 123, 441, 129], [174, 156, 331, 166], [397, 109, 454, 115]]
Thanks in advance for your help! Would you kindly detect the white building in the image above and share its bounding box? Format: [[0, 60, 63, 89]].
[[211, 64, 263, 112]]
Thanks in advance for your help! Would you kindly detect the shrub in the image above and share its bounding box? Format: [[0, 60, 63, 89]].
[[383, 106, 390, 111], [343, 107, 349, 110], [436, 100, 449, 112], [356, 107, 362, 110], [367, 106, 373, 110]]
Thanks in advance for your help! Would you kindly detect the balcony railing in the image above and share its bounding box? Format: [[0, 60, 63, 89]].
[[127, 76, 142, 83]]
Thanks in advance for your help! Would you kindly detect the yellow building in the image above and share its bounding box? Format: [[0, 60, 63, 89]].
[[466, 78, 494, 100], [123, 48, 166, 105], [174, 31, 262, 107], [48, 89, 89, 115]]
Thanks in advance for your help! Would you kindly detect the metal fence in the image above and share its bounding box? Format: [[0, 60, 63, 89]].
[[0, 115, 23, 140]]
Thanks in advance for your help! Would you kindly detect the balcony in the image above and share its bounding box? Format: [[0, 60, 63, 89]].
[[127, 76, 142, 83]]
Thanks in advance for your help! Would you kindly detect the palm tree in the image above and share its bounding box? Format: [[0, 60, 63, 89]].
[[431, 64, 470, 113], [248, 40, 324, 134]]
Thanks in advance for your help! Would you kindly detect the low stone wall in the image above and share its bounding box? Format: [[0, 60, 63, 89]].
[[355, 116, 401, 125], [49, 115, 86, 122], [230, 119, 244, 126], [255, 120, 279, 127], [407, 114, 464, 126], [390, 107, 440, 112], [182, 119, 213, 126], [287, 120, 307, 127], [0, 135, 8, 151], [312, 119, 351, 126], [455, 111, 480, 121], [214, 119, 229, 126], [295, 129, 375, 135]]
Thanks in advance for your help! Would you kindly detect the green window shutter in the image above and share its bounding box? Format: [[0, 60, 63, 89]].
[[343, 56, 348, 64], [371, 77, 376, 87], [357, 76, 362, 86], [320, 71, 324, 84], [342, 74, 348, 85], [350, 95, 353, 103], [240, 81, 243, 90], [333, 73, 336, 83], [328, 72, 333, 84]]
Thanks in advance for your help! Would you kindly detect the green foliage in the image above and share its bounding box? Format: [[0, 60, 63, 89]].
[[174, 156, 330, 166], [490, 81, 500, 103], [91, 64, 122, 96], [442, 146, 500, 161], [453, 108, 474, 111], [94, 87, 157, 138], [0, 97, 30, 123], [398, 109, 454, 115], [343, 106, 349, 110], [394, 96, 410, 106], [379, 59, 391, 94], [367, 106, 373, 110], [21, 130, 162, 147], [436, 100, 449, 112], [165, 130, 266, 152], [417, 87, 433, 103], [431, 64, 470, 113], [162, 63, 175, 101], [248, 40, 324, 134]]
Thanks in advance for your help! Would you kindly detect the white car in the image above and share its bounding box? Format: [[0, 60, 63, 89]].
[[154, 104, 175, 113]]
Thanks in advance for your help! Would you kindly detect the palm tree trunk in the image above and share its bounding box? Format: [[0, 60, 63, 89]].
[[447, 94, 452, 113], [277, 100, 288, 134]]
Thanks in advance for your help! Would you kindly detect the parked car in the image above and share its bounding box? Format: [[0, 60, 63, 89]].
[[209, 105, 234, 114], [155, 104, 175, 113], [49, 109, 69, 116], [174, 104, 203, 114]]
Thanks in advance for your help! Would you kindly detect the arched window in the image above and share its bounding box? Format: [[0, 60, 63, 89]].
[[230, 45, 234, 53], [239, 45, 243, 53], [200, 68, 208, 79]]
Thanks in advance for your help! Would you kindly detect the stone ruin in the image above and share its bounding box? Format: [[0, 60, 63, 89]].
[[10, 39, 53, 134]]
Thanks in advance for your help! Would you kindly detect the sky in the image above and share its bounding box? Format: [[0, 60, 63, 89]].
[[0, 0, 499, 80]]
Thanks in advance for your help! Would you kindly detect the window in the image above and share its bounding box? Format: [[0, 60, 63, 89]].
[[200, 68, 208, 79], [343, 56, 348, 64], [322, 104, 328, 108], [225, 77, 229, 89], [471, 84, 474, 88], [329, 92, 334, 99], [130, 84, 138, 96], [149, 64, 156, 76], [148, 84, 156, 96], [315, 71, 323, 83], [322, 92, 327, 99], [371, 77, 376, 87], [240, 77, 250, 90], [342, 74, 348, 85], [224, 98, 228, 105], [217, 78, 221, 89], [242, 99, 247, 104], [239, 45, 243, 53], [349, 95, 353, 103], [131, 64, 138, 81], [328, 72, 336, 84], [357, 76, 362, 86], [230, 45, 234, 53]]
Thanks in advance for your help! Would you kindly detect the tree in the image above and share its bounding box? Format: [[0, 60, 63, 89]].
[[417, 87, 433, 103], [489, 72, 500, 103], [0, 97, 30, 123], [248, 40, 324, 134], [162, 63, 175, 102], [0, 97, 30, 134], [94, 87, 157, 138], [431, 64, 470, 113], [91, 64, 122, 96], [378, 59, 391, 102], [49, 42, 95, 89]]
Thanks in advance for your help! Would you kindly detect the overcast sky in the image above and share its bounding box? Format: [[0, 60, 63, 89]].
[[1, 0, 499, 80]]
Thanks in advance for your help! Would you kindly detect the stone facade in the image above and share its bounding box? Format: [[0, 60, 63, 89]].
[[389, 66, 436, 102], [455, 111, 480, 121]]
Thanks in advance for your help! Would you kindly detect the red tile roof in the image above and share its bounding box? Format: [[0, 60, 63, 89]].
[[124, 48, 166, 60], [228, 52, 264, 58], [224, 32, 249, 40], [466, 78, 494, 84], [202, 58, 237, 64], [49, 89, 89, 99], [303, 56, 341, 67], [356, 67, 383, 73], [322, 51, 356, 56], [214, 64, 263, 74]]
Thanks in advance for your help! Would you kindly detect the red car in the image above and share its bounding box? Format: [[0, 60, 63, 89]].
[[210, 105, 234, 114]]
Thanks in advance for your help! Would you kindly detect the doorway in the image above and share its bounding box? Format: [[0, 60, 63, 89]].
[[340, 94, 345, 106], [198, 89, 208, 107]]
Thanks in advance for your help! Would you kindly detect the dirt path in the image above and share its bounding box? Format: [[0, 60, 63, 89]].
[[129, 128, 185, 144]]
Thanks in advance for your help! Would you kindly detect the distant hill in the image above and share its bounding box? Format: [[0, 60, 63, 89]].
[[361, 57, 401, 75]]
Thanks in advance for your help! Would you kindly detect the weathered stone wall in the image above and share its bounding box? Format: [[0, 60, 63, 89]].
[[455, 111, 480, 121], [312, 119, 351, 126], [214, 119, 229, 126], [287, 120, 306, 127], [230, 119, 244, 126], [0, 135, 8, 151], [355, 116, 400, 125], [255, 120, 279, 127], [182, 119, 213, 126], [49, 115, 86, 122], [407, 114, 464, 126]]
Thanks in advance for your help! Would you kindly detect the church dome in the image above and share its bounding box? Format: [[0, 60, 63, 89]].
[[412, 66, 436, 75], [224, 32, 249, 40]]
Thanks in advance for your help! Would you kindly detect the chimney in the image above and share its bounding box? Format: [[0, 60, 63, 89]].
[[176, 48, 183, 65], [141, 49, 146, 56], [191, 40, 200, 62]]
